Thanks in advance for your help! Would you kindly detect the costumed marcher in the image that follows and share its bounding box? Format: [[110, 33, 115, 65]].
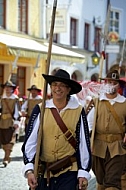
[[21, 85, 42, 133], [22, 69, 91, 190], [88, 70, 126, 190], [0, 81, 20, 167]]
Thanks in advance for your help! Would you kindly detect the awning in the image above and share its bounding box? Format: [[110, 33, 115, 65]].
[[0, 33, 85, 63]]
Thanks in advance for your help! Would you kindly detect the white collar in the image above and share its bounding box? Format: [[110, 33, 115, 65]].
[[29, 95, 42, 99], [45, 95, 80, 110], [100, 93, 126, 105], [2, 93, 18, 99]]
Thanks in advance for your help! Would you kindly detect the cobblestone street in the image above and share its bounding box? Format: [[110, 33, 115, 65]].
[[0, 142, 96, 190]]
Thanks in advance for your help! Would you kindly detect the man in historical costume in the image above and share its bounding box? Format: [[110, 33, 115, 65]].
[[87, 70, 126, 190], [0, 81, 20, 167], [21, 85, 42, 133], [22, 69, 91, 190]]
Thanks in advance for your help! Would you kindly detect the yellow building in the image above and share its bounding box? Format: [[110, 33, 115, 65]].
[[0, 0, 85, 97]]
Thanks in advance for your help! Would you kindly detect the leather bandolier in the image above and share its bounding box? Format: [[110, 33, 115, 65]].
[[85, 99, 94, 115]]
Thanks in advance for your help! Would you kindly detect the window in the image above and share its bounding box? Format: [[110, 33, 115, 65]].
[[18, 0, 28, 33], [17, 67, 26, 97], [110, 10, 119, 33], [70, 18, 77, 46], [53, 34, 59, 43], [0, 0, 6, 28], [84, 23, 90, 50], [94, 27, 101, 52], [47, 33, 59, 43]]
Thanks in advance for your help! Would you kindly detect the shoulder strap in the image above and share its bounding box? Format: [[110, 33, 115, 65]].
[[86, 99, 94, 115], [104, 101, 124, 135], [50, 108, 76, 149]]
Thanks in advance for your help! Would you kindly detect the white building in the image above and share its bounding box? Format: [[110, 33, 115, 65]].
[[44, 0, 126, 80], [106, 0, 126, 76], [0, 0, 125, 96], [43, 0, 108, 80]]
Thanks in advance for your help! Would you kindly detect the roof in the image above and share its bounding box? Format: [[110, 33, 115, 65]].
[[0, 32, 85, 63]]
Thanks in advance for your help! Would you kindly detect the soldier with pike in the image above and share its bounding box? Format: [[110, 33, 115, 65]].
[[88, 70, 126, 190], [0, 80, 20, 167]]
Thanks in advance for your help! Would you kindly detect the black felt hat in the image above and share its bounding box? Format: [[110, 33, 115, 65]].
[[1, 80, 16, 90], [27, 85, 41, 92], [42, 69, 82, 95], [101, 70, 126, 85]]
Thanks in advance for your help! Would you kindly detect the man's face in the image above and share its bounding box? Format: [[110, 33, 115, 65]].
[[31, 89, 39, 98], [105, 79, 119, 94], [50, 81, 71, 101], [4, 86, 13, 94]]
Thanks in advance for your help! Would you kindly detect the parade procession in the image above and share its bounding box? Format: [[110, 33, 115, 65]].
[[0, 0, 126, 190]]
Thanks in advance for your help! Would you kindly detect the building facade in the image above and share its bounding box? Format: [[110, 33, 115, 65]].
[[46, 0, 126, 80], [0, 0, 126, 97], [0, 0, 85, 97]]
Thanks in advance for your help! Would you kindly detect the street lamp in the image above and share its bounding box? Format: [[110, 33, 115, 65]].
[[91, 52, 100, 66], [87, 52, 100, 71]]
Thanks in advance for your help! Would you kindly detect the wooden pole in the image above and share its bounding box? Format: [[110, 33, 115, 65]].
[[33, 0, 57, 180], [90, 54, 104, 150]]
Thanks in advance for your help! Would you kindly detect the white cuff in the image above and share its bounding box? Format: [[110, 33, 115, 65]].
[[14, 120, 20, 125], [78, 169, 91, 180], [22, 163, 34, 178]]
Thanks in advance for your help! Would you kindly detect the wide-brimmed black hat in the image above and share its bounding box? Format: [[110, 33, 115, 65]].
[[1, 80, 16, 89], [27, 85, 41, 92], [101, 70, 126, 85], [42, 69, 82, 95]]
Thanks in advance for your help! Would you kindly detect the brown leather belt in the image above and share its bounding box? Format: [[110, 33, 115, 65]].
[[47, 156, 76, 173], [38, 155, 76, 186], [95, 133, 122, 143]]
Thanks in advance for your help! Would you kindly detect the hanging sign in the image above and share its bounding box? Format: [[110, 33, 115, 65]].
[[46, 8, 67, 33]]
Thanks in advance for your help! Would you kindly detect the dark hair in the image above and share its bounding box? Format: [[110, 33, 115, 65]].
[[91, 74, 98, 82]]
